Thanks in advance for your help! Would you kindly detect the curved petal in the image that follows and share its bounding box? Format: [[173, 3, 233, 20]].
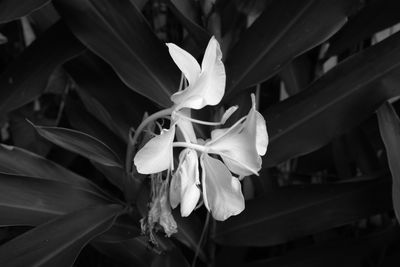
[[208, 132, 261, 176], [255, 110, 268, 156], [170, 149, 200, 216], [171, 37, 226, 109], [247, 94, 268, 156], [166, 43, 200, 86], [200, 154, 245, 221], [134, 126, 175, 174]]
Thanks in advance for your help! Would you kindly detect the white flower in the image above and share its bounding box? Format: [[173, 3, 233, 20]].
[[171, 94, 268, 220], [167, 36, 226, 110], [134, 36, 225, 174]]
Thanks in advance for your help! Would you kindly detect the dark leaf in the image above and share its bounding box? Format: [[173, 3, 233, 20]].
[[225, 0, 357, 96], [54, 0, 179, 107], [33, 124, 123, 168], [94, 237, 154, 267], [0, 204, 123, 267], [327, 0, 400, 57], [214, 177, 392, 246], [0, 0, 50, 23], [264, 31, 400, 167], [0, 144, 107, 198], [66, 53, 156, 141], [172, 210, 208, 262], [0, 22, 84, 115], [95, 214, 141, 243], [245, 226, 400, 267], [377, 102, 400, 223], [65, 97, 126, 161], [0, 173, 109, 226], [167, 0, 210, 50]]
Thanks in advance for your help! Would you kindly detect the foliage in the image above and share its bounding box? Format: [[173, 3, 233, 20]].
[[0, 0, 400, 266]]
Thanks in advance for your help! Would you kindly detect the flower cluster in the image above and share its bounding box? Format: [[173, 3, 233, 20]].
[[133, 37, 268, 234]]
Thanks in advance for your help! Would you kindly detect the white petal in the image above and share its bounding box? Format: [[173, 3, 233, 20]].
[[248, 94, 268, 156], [170, 149, 200, 216], [166, 43, 200, 86], [176, 109, 197, 143], [255, 110, 268, 156], [209, 132, 261, 176], [133, 127, 175, 174], [198, 36, 226, 107], [179, 149, 200, 216], [221, 106, 238, 124], [169, 171, 181, 209], [200, 154, 245, 221], [170, 37, 226, 109]]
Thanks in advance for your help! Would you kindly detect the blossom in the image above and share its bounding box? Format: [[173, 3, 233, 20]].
[[167, 36, 225, 110], [134, 36, 225, 174], [132, 35, 268, 224]]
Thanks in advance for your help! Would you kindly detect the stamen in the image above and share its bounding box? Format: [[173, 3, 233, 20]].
[[174, 111, 225, 126], [173, 142, 207, 153]]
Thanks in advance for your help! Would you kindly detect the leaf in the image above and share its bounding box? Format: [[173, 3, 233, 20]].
[[167, 0, 210, 50], [377, 102, 400, 223], [0, 172, 109, 226], [225, 0, 357, 96], [95, 214, 141, 243], [245, 226, 400, 267], [214, 177, 392, 246], [65, 53, 156, 142], [172, 210, 208, 262], [0, 144, 107, 198], [264, 30, 400, 167], [327, 0, 400, 57], [0, 0, 50, 23], [0, 22, 84, 115], [65, 97, 126, 161], [94, 237, 154, 267], [0, 204, 123, 267], [32, 124, 123, 168], [54, 0, 179, 107]]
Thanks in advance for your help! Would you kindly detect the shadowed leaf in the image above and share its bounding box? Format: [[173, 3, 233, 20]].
[[214, 178, 392, 246], [377, 102, 400, 223], [0, 204, 123, 267], [54, 0, 179, 107], [264, 31, 400, 167], [0, 173, 109, 226]]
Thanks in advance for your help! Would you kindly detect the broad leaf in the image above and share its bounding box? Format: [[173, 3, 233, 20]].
[[168, 0, 210, 50], [172, 210, 207, 262], [0, 22, 84, 115], [214, 178, 392, 246], [65, 97, 126, 161], [94, 237, 154, 267], [33, 124, 123, 168], [54, 0, 179, 107], [264, 31, 400, 167], [0, 204, 123, 267], [377, 102, 400, 223], [0, 0, 49, 23], [225, 0, 357, 96], [327, 0, 400, 57], [245, 226, 400, 267], [0, 173, 109, 226], [65, 53, 156, 142], [0, 144, 107, 198]]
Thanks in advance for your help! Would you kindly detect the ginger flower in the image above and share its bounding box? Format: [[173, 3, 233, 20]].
[[131, 36, 268, 224], [171, 94, 268, 220]]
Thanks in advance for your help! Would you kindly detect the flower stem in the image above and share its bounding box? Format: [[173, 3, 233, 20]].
[[173, 142, 207, 153]]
